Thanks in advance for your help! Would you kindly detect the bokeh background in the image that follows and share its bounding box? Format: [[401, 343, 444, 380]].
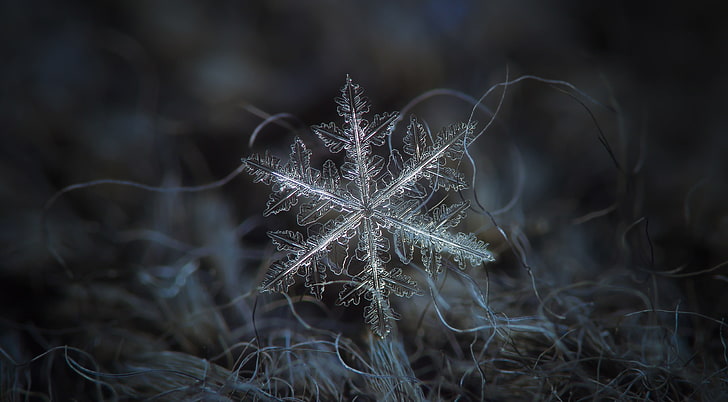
[[2, 0, 727, 400]]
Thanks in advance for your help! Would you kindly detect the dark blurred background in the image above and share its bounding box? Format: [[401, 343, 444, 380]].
[[1, 0, 726, 398]]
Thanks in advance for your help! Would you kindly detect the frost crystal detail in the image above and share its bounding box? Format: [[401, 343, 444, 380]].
[[243, 77, 495, 337]]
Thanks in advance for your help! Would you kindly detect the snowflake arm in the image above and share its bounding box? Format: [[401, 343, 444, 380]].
[[259, 211, 362, 294]]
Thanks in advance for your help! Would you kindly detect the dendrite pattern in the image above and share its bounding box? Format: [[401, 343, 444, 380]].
[[243, 77, 494, 337]]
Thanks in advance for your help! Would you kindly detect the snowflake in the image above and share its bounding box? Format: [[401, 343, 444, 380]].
[[242, 76, 494, 337]]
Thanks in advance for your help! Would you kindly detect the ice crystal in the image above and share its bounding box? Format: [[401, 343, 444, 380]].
[[243, 76, 494, 337]]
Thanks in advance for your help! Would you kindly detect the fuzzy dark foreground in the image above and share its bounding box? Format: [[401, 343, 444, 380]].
[[4, 211, 728, 401], [2, 2, 728, 401]]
